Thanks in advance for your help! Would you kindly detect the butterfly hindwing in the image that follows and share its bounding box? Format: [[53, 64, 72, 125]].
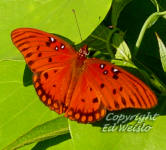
[[65, 72, 106, 123], [33, 63, 75, 114]]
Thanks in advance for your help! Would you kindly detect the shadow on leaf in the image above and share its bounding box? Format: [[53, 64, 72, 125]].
[[32, 133, 71, 150], [23, 65, 33, 86]]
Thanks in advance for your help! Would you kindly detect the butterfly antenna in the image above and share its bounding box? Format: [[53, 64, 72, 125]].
[[72, 9, 83, 41]]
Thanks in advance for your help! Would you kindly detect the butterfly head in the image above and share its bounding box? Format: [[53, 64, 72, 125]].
[[78, 45, 89, 60]]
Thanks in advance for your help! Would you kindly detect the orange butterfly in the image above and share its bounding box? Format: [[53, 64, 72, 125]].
[[11, 28, 157, 123]]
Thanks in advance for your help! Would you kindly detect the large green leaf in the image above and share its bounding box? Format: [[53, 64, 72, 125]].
[[69, 107, 166, 150], [0, 1, 113, 149], [0, 60, 62, 149], [0, 0, 112, 59], [0, 60, 74, 150]]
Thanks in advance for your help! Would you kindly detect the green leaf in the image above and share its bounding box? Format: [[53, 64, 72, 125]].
[[69, 112, 166, 150], [135, 11, 166, 56], [111, 0, 133, 26], [0, 0, 113, 59], [0, 60, 69, 149], [111, 59, 136, 68], [29, 134, 72, 150], [2, 117, 69, 150], [0, 1, 113, 149], [155, 33, 166, 72], [112, 33, 131, 61]]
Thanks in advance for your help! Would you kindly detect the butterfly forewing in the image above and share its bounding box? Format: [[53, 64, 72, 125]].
[[11, 28, 77, 73], [82, 58, 157, 111], [11, 28, 78, 114]]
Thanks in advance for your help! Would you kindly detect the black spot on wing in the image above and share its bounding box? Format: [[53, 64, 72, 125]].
[[114, 101, 120, 109], [100, 83, 105, 88], [37, 46, 40, 50], [25, 52, 33, 58], [113, 89, 116, 94], [48, 57, 52, 62], [120, 87, 123, 91], [46, 42, 51, 47], [81, 99, 85, 102], [38, 53, 42, 57], [113, 74, 119, 80], [121, 97, 126, 106], [44, 72, 48, 79], [93, 98, 98, 103], [28, 61, 34, 66]]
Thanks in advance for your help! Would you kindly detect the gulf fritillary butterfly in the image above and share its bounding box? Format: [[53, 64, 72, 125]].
[[11, 28, 157, 123]]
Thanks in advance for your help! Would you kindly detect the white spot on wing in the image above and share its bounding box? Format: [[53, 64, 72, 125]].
[[103, 70, 108, 74], [50, 37, 55, 42], [100, 64, 105, 69], [113, 68, 119, 73], [61, 44, 65, 49], [55, 46, 58, 50]]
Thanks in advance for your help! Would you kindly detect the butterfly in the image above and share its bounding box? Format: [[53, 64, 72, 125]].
[[11, 28, 157, 123]]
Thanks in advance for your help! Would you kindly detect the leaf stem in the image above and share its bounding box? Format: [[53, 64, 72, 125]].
[[134, 11, 166, 57]]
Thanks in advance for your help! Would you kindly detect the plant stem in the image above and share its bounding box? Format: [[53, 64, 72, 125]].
[[134, 11, 166, 57]]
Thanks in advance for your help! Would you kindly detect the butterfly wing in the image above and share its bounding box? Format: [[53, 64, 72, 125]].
[[11, 28, 78, 114], [84, 59, 157, 110], [33, 64, 74, 114], [65, 58, 157, 123], [65, 71, 107, 123], [11, 28, 77, 72]]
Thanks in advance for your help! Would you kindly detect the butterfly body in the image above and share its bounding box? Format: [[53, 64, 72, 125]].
[[11, 28, 157, 123]]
